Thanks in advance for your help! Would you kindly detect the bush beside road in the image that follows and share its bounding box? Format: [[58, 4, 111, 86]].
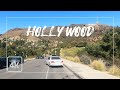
[[60, 47, 86, 63]]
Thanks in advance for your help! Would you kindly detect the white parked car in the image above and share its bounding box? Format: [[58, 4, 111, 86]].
[[46, 56, 63, 67]]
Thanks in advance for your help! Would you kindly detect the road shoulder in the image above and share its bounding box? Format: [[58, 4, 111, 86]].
[[63, 58, 120, 79]]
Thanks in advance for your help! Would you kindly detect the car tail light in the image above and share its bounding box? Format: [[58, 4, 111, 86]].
[[51, 61, 55, 63]]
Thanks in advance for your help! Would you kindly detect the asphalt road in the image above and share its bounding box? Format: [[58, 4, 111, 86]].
[[0, 59, 78, 79]]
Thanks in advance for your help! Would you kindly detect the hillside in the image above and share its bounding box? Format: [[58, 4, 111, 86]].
[[0, 28, 39, 42], [0, 23, 113, 42]]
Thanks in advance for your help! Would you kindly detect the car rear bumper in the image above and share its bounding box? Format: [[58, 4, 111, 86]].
[[49, 63, 63, 66]]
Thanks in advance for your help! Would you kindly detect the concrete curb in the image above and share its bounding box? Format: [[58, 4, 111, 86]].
[[63, 59, 120, 79], [64, 64, 85, 79], [63, 58, 86, 79]]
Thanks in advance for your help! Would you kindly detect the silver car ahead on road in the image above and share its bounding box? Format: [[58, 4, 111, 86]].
[[46, 56, 63, 67]]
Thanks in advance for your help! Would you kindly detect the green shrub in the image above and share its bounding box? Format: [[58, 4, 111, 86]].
[[60, 47, 85, 57], [80, 55, 91, 65], [90, 59, 106, 71], [64, 56, 80, 63], [108, 65, 120, 76]]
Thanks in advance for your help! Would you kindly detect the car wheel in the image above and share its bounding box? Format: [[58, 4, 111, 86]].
[[61, 65, 64, 67]]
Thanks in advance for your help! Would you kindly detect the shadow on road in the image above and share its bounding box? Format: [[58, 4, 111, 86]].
[[0, 57, 7, 70], [0, 66, 6, 69], [49, 66, 64, 68]]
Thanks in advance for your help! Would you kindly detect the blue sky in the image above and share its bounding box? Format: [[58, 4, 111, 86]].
[[0, 11, 120, 34]]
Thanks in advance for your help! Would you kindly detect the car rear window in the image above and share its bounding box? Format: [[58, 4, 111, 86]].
[[0, 57, 6, 61], [9, 57, 21, 61], [51, 57, 60, 60]]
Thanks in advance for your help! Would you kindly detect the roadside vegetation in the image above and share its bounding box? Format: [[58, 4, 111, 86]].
[[60, 26, 120, 76], [90, 59, 106, 71], [60, 47, 85, 62], [108, 65, 120, 76], [60, 47, 85, 63]]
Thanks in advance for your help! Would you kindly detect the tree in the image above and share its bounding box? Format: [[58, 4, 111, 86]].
[[86, 27, 120, 62], [0, 48, 5, 56]]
